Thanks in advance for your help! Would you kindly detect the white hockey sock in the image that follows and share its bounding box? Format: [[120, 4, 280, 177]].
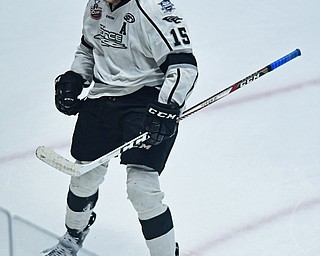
[[146, 229, 176, 256]]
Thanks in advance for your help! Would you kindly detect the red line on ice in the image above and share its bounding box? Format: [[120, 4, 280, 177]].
[[212, 77, 320, 110], [0, 142, 69, 165], [183, 197, 320, 256]]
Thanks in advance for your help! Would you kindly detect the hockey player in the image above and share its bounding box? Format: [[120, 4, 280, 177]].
[[42, 0, 198, 255]]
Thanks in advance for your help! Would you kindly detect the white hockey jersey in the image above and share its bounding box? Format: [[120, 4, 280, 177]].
[[71, 0, 198, 107]]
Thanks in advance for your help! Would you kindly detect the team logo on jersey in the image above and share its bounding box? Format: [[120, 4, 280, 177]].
[[94, 24, 127, 49], [158, 0, 175, 13], [124, 13, 135, 23], [163, 15, 182, 24], [91, 3, 102, 20]]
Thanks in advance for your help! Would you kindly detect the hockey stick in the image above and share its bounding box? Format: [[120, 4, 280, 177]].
[[179, 48, 301, 120], [36, 49, 301, 176], [36, 132, 150, 176]]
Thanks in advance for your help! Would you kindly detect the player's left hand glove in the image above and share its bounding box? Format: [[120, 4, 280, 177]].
[[144, 101, 180, 145]]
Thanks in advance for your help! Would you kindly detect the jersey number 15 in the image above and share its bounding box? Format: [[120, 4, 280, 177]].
[[170, 27, 191, 46]]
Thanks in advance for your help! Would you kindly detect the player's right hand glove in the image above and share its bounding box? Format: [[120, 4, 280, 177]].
[[143, 101, 180, 145], [55, 71, 86, 115]]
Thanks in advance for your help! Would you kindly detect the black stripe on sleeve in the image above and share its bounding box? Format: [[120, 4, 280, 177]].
[[81, 35, 93, 50], [160, 52, 197, 74], [167, 68, 181, 103]]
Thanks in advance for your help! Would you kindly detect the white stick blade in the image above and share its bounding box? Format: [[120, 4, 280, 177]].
[[35, 146, 82, 176]]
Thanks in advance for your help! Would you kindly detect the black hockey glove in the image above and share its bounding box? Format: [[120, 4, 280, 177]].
[[55, 71, 86, 115], [144, 101, 180, 146]]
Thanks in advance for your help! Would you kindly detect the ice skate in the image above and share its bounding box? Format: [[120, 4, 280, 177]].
[[42, 213, 95, 256], [175, 242, 179, 256], [42, 228, 89, 256]]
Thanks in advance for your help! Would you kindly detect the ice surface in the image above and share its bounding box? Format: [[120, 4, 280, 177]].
[[0, 0, 319, 255]]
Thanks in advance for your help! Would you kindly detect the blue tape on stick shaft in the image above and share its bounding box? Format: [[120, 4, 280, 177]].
[[269, 49, 301, 71]]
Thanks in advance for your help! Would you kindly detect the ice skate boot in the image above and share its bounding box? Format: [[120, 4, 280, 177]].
[[175, 242, 179, 256], [42, 212, 96, 256]]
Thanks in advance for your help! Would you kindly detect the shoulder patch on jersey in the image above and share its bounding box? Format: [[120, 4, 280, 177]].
[[158, 0, 175, 13], [90, 2, 103, 20], [124, 13, 135, 23]]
